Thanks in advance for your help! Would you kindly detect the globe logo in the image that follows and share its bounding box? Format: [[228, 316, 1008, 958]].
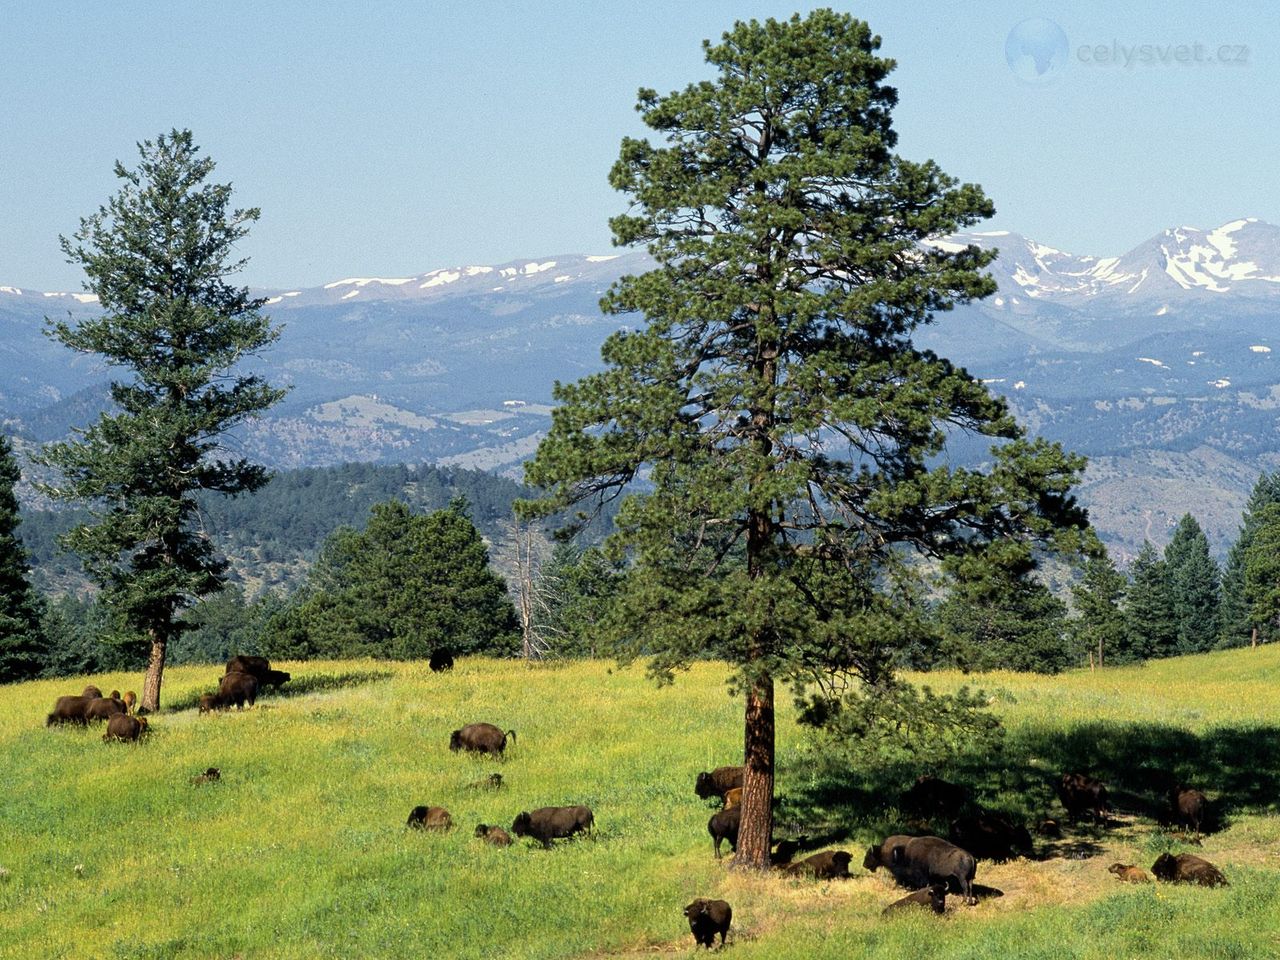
[[1005, 18, 1069, 83]]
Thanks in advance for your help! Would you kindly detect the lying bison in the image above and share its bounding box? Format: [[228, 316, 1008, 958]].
[[708, 806, 741, 859], [1057, 772, 1108, 825], [695, 765, 744, 802], [883, 882, 948, 916], [889, 836, 978, 905], [1151, 852, 1228, 887], [218, 671, 259, 710], [450, 722, 515, 756], [684, 898, 732, 949], [782, 850, 853, 880], [900, 775, 969, 818], [47, 695, 92, 726], [949, 811, 1034, 862], [103, 715, 148, 743], [1108, 863, 1150, 883], [406, 806, 453, 831], [1170, 785, 1209, 835], [474, 823, 512, 846], [511, 805, 594, 848]]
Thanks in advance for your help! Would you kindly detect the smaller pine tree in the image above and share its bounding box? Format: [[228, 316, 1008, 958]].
[[1122, 542, 1177, 661], [1070, 551, 1127, 667], [1163, 514, 1220, 654], [0, 435, 46, 682], [1219, 471, 1280, 647]]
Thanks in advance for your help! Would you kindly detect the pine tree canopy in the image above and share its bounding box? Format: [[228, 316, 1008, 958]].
[[0, 434, 46, 683], [522, 10, 1088, 868], [37, 129, 285, 709]]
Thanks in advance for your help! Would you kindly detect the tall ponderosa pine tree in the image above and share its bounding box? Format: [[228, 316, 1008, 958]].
[[1070, 550, 1127, 667], [1123, 541, 1177, 661], [522, 11, 1087, 869], [1162, 513, 1219, 654], [0, 434, 46, 682], [39, 130, 284, 710], [1219, 471, 1280, 647], [1242, 502, 1280, 646]]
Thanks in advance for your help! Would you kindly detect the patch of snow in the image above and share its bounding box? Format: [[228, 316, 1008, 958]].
[[1013, 380, 1026, 390], [993, 297, 1004, 306], [284, 291, 300, 297], [341, 290, 360, 300], [500, 268, 518, 278], [1011, 265, 1040, 288], [464, 266, 493, 276], [586, 254, 620, 262], [1250, 345, 1272, 353], [553, 275, 572, 283], [1208, 378, 1231, 389], [981, 378, 1006, 384], [1027, 240, 1065, 259], [1155, 305, 1168, 316], [972, 231, 1011, 237], [522, 260, 557, 275], [324, 277, 413, 289], [0, 286, 22, 295], [1192, 351, 1205, 357], [266, 296, 283, 305], [421, 270, 462, 289], [924, 238, 968, 253], [491, 286, 504, 291], [1136, 357, 1168, 369]]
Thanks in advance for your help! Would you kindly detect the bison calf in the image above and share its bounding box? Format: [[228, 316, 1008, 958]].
[[782, 850, 853, 880], [708, 806, 741, 859], [103, 715, 148, 742], [511, 805, 594, 848], [407, 806, 453, 831], [474, 823, 512, 846], [889, 837, 977, 905], [1151, 852, 1228, 887], [450, 722, 515, 756], [695, 766, 744, 802], [883, 882, 948, 916], [684, 899, 731, 949], [1108, 863, 1150, 883], [123, 691, 137, 714]]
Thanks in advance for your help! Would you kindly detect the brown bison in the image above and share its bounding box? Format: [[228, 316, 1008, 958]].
[[782, 850, 854, 880], [1108, 863, 1150, 883], [81, 685, 103, 700], [449, 722, 515, 756], [468, 773, 504, 790], [103, 715, 148, 742], [864, 834, 916, 872], [225, 655, 290, 690], [883, 882, 948, 916], [708, 806, 741, 859], [474, 824, 512, 846], [949, 811, 1034, 862], [1057, 772, 1108, 824], [684, 899, 731, 949], [406, 806, 453, 831], [123, 691, 137, 714], [217, 671, 259, 709], [191, 767, 221, 786], [47, 695, 92, 726], [429, 648, 454, 672], [1170, 785, 1208, 835], [85, 696, 128, 722], [771, 837, 801, 866], [889, 837, 978, 906], [900, 775, 969, 818], [1151, 852, 1228, 887], [695, 765, 743, 802], [721, 787, 743, 810], [511, 805, 594, 848]]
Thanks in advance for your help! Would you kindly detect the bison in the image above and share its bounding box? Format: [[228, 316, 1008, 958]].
[[217, 671, 259, 710], [864, 834, 916, 873], [429, 648, 454, 672], [900, 775, 969, 818], [449, 722, 515, 756], [883, 882, 948, 916], [1057, 772, 1108, 825], [225, 655, 290, 690], [198, 692, 226, 713], [474, 823, 512, 846], [889, 837, 977, 905], [84, 696, 128, 722], [103, 714, 148, 742], [684, 898, 732, 949], [782, 850, 853, 880], [695, 766, 744, 802], [1151, 852, 1228, 887], [771, 837, 802, 866], [468, 773, 504, 790], [406, 806, 453, 831], [511, 805, 594, 848], [47, 695, 92, 726], [949, 811, 1034, 862], [191, 767, 221, 786], [708, 806, 741, 859], [1108, 863, 1150, 883], [123, 691, 137, 714], [1170, 785, 1208, 835], [722, 787, 743, 810], [81, 685, 103, 700]]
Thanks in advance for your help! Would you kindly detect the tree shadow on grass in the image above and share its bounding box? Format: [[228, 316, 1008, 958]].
[[778, 721, 1280, 850], [165, 669, 394, 712]]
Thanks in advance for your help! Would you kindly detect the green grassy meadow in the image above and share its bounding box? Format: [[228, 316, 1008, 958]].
[[2, 649, 1279, 959]]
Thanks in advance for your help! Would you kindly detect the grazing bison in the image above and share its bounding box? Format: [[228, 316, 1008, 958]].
[[864, 834, 916, 873], [429, 648, 454, 672], [889, 837, 977, 905], [1170, 785, 1208, 834], [191, 767, 221, 786], [1108, 863, 1150, 883], [949, 812, 1034, 862], [450, 723, 515, 756], [708, 806, 741, 859], [406, 806, 453, 831], [474, 824, 512, 846], [1057, 773, 1108, 824], [225, 655, 290, 690], [85, 696, 128, 722], [511, 805, 594, 848], [900, 775, 969, 818], [81, 685, 103, 700], [721, 787, 743, 810], [782, 850, 854, 880], [103, 715, 148, 742], [695, 766, 744, 802], [198, 692, 226, 713], [47, 695, 92, 726], [123, 691, 137, 714], [684, 899, 732, 949], [1151, 852, 1228, 887], [883, 882, 948, 916], [217, 671, 259, 710]]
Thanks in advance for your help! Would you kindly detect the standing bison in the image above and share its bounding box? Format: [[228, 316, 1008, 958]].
[[225, 655, 291, 690], [103, 715, 148, 743], [694, 766, 744, 802], [684, 899, 732, 949], [511, 805, 594, 848], [429, 648, 454, 672], [450, 723, 515, 756], [47, 695, 93, 726], [707, 806, 741, 859], [864, 834, 916, 873], [1057, 772, 1108, 825], [888, 836, 978, 905], [1169, 785, 1209, 835], [949, 811, 1034, 862], [218, 671, 259, 710]]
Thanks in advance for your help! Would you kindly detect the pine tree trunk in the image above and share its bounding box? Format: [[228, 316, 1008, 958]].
[[735, 675, 775, 870], [141, 632, 166, 712], [1251, 625, 1258, 649], [1097, 637, 1103, 669]]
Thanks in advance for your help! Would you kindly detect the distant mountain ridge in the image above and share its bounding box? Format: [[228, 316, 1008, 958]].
[[6, 221, 1280, 560]]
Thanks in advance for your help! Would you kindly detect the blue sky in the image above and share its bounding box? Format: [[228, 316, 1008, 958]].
[[2, 1, 1275, 291]]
